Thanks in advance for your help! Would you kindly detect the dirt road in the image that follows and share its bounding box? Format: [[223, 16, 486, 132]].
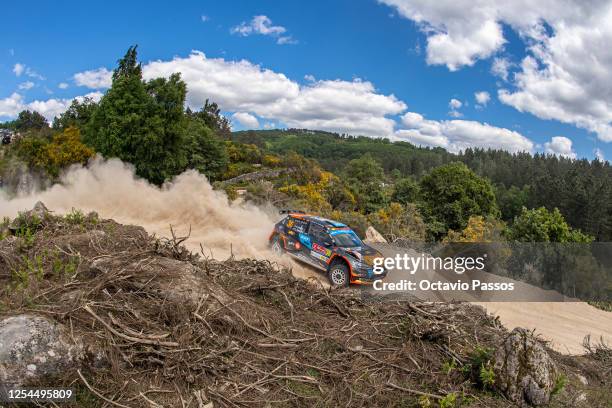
[[475, 301, 612, 354]]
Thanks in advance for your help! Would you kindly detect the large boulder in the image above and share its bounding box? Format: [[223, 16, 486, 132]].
[[494, 327, 558, 406], [8, 201, 50, 232], [364, 226, 387, 244], [0, 315, 84, 387]]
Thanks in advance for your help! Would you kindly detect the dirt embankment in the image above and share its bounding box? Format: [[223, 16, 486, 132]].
[[0, 206, 610, 407]]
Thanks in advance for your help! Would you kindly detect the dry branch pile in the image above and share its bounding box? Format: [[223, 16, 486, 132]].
[[0, 206, 610, 407]]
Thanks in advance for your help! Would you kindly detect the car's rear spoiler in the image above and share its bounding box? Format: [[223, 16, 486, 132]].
[[279, 209, 306, 215]]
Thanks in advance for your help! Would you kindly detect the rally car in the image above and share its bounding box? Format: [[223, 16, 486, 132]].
[[269, 211, 387, 286]]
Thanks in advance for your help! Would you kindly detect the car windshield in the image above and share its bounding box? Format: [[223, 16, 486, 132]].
[[332, 231, 363, 247]]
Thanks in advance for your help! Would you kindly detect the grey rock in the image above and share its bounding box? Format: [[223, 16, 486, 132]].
[[364, 226, 387, 244], [0, 315, 84, 387], [574, 392, 587, 403], [9, 201, 50, 231], [494, 327, 557, 406]]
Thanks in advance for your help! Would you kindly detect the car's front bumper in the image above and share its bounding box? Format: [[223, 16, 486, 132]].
[[350, 266, 387, 284]]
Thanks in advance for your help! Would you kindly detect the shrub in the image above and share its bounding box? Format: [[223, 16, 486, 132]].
[[551, 374, 567, 396], [439, 392, 458, 408]]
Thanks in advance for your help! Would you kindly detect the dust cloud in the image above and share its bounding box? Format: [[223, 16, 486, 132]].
[[0, 157, 321, 283]]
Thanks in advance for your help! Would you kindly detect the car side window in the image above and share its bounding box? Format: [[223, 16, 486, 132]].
[[309, 224, 330, 243], [288, 217, 308, 233]]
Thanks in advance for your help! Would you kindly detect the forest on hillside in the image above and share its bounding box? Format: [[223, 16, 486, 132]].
[[234, 129, 612, 242]]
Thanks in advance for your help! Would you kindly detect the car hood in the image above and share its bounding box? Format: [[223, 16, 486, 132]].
[[340, 245, 382, 265]]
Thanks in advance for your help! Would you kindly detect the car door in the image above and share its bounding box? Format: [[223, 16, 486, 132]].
[[287, 217, 311, 255], [308, 223, 334, 268]]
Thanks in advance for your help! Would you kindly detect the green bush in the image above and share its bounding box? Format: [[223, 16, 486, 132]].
[[551, 374, 567, 396]]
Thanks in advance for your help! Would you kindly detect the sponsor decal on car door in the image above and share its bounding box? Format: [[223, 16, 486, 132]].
[[310, 242, 332, 265], [308, 225, 331, 267]]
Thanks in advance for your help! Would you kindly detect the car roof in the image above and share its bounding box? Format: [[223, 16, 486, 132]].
[[287, 213, 348, 229]]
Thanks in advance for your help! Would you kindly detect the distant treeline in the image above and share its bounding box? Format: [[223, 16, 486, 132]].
[[233, 129, 612, 241]]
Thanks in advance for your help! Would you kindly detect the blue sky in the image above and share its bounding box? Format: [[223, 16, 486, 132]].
[[1, 0, 611, 161]]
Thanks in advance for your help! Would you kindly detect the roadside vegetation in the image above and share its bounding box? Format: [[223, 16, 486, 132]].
[[1, 46, 610, 306]]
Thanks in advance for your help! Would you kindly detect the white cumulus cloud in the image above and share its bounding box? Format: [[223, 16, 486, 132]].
[[0, 93, 25, 117], [395, 112, 534, 153], [232, 112, 260, 128], [12, 63, 44, 79], [379, 0, 612, 142], [13, 63, 25, 77], [58, 82, 69, 89], [448, 98, 463, 117], [18, 81, 35, 90], [231, 15, 296, 45], [74, 67, 112, 89], [232, 15, 286, 36], [491, 57, 513, 82], [0, 92, 102, 122], [475, 91, 490, 106], [277, 36, 298, 45], [498, 6, 612, 142], [449, 98, 462, 109], [142, 51, 405, 137], [594, 148, 605, 161], [544, 136, 577, 159]]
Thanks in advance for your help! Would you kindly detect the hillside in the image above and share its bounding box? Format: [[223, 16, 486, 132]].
[[1, 203, 610, 407], [233, 129, 612, 241]]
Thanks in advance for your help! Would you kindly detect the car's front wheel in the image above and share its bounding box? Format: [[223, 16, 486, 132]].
[[328, 262, 349, 287]]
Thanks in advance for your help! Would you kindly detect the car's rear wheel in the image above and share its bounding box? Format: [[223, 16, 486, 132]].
[[271, 235, 284, 256], [328, 262, 349, 287]]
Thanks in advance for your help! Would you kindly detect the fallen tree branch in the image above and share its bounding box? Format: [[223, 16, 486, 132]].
[[77, 369, 133, 408], [386, 381, 443, 399], [84, 304, 179, 347]]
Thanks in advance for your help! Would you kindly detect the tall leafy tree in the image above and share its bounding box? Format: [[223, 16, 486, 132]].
[[420, 162, 499, 235], [52, 97, 98, 130], [187, 99, 232, 140], [7, 126, 93, 179], [13, 110, 49, 131], [182, 117, 228, 180], [507, 207, 593, 242], [86, 46, 187, 184], [391, 177, 419, 205], [495, 184, 530, 221], [343, 153, 387, 213]]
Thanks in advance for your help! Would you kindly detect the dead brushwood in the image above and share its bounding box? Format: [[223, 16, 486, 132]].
[[1, 213, 605, 407]]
